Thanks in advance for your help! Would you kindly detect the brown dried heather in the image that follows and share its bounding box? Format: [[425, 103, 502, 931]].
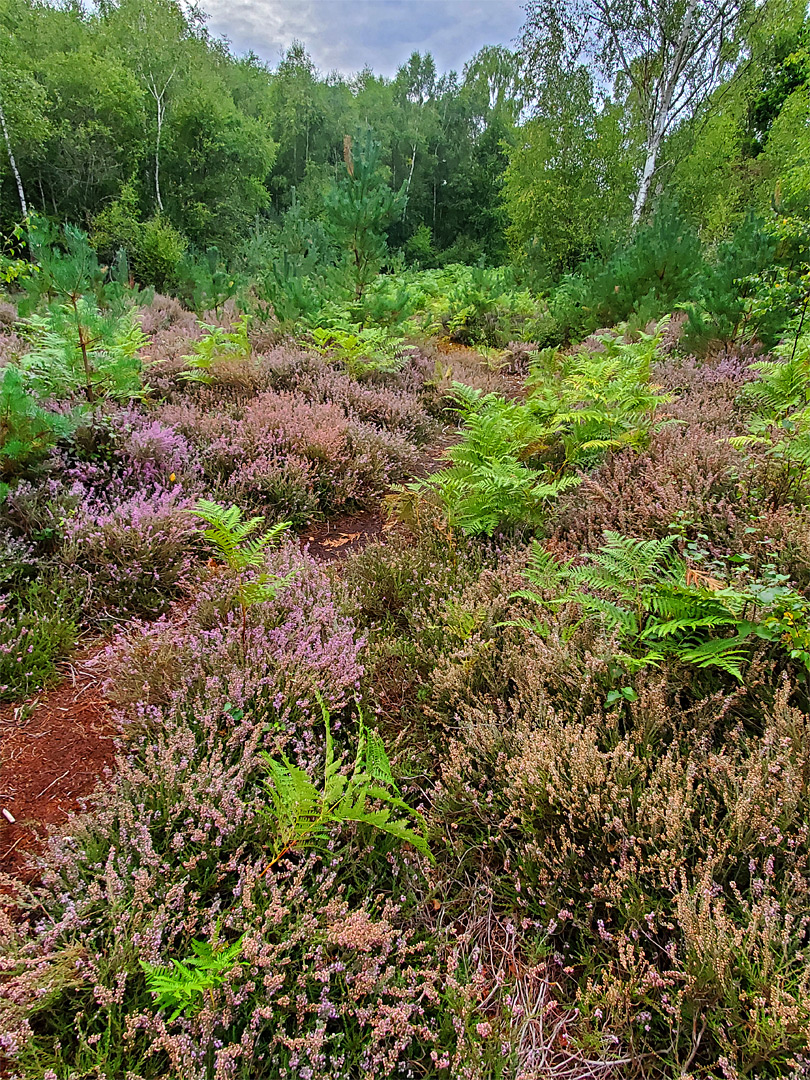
[[429, 671, 810, 1077]]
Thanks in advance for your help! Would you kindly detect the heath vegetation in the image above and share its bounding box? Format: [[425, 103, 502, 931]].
[[1, 0, 810, 1077]]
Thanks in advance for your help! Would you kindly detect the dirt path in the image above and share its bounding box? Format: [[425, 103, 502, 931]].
[[0, 647, 116, 882]]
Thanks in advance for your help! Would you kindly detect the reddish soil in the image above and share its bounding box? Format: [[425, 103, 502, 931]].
[[302, 509, 388, 562], [0, 646, 116, 883]]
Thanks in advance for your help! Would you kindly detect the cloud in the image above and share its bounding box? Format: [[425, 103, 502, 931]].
[[201, 0, 525, 78]]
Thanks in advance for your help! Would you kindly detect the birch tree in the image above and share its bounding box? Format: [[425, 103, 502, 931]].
[[112, 0, 189, 214], [520, 0, 756, 222], [0, 81, 26, 219], [0, 29, 47, 223]]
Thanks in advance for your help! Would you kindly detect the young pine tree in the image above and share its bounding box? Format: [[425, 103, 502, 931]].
[[324, 129, 406, 298]]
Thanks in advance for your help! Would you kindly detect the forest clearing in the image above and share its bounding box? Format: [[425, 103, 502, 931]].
[[1, 0, 810, 1076]]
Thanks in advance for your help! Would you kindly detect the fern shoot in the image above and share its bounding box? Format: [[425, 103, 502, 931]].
[[140, 932, 245, 1022], [511, 532, 765, 681]]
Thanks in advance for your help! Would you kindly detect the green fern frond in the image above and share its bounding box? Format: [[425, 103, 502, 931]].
[[189, 498, 291, 573], [140, 931, 245, 1021], [260, 698, 432, 867]]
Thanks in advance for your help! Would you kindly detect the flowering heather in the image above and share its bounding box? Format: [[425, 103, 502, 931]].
[[62, 484, 198, 616], [4, 291, 810, 1080], [137, 293, 199, 338], [0, 547, 473, 1079], [0, 329, 27, 368], [158, 389, 419, 515], [555, 420, 746, 550], [108, 405, 200, 486], [106, 544, 365, 759], [429, 631, 810, 1075]]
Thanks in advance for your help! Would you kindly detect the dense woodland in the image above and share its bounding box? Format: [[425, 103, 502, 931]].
[[2, 0, 810, 1077]]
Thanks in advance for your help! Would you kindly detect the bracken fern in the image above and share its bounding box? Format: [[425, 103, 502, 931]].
[[260, 697, 432, 868]]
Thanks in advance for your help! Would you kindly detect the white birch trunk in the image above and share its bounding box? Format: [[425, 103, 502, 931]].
[[0, 89, 27, 220], [155, 94, 164, 212], [631, 0, 699, 224]]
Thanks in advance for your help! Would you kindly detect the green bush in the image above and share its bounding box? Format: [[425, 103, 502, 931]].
[[92, 184, 188, 291], [681, 214, 786, 352], [533, 208, 703, 345], [0, 577, 79, 700], [21, 300, 147, 403], [0, 366, 73, 480]]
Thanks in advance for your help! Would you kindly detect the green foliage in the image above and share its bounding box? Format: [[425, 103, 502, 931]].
[[0, 366, 72, 479], [680, 215, 785, 352], [308, 324, 405, 377], [417, 325, 668, 535], [189, 498, 291, 574], [188, 498, 294, 645], [0, 578, 80, 701], [177, 247, 240, 315], [532, 208, 703, 345], [404, 224, 436, 267], [514, 531, 810, 681], [91, 182, 188, 291], [503, 88, 635, 277], [21, 300, 147, 403], [324, 129, 406, 298], [730, 331, 810, 505], [181, 317, 251, 384], [241, 193, 334, 325], [21, 218, 106, 313], [527, 321, 673, 469], [442, 265, 536, 346], [419, 386, 580, 535], [140, 933, 245, 1022], [260, 698, 432, 866]]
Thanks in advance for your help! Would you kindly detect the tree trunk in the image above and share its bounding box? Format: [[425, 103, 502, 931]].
[[632, 140, 658, 225], [0, 88, 27, 220], [155, 95, 164, 213], [402, 142, 417, 220], [630, 0, 699, 225]]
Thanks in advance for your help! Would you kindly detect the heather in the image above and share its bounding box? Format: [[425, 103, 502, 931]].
[[6, 293, 810, 1080], [2, 6, 810, 1075]]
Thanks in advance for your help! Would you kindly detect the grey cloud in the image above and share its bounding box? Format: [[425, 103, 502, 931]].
[[202, 0, 524, 77]]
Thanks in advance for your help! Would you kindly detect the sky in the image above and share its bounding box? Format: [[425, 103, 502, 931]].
[[201, 0, 526, 79]]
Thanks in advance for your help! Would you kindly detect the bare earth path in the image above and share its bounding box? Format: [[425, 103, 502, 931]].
[[0, 647, 116, 882]]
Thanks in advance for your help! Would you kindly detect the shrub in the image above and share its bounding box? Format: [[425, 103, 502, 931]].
[[137, 293, 198, 338], [105, 544, 365, 752], [160, 390, 418, 517], [21, 301, 147, 404], [533, 208, 703, 346], [555, 418, 745, 551], [0, 578, 79, 700], [62, 485, 198, 617], [0, 698, 461, 1079], [91, 182, 188, 291], [109, 407, 199, 487], [0, 366, 73, 481], [430, 683, 810, 1077]]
